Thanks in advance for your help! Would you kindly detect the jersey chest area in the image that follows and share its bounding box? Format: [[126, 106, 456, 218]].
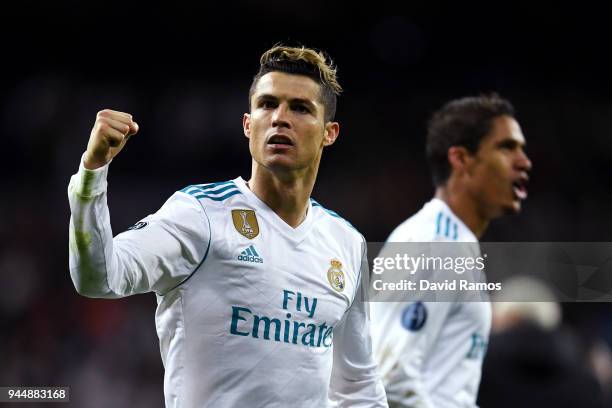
[[445, 301, 492, 360], [182, 207, 360, 343]]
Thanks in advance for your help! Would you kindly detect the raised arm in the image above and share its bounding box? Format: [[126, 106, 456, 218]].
[[68, 110, 210, 298]]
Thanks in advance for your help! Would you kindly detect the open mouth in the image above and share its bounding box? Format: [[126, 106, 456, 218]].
[[512, 178, 528, 200], [267, 135, 294, 147]]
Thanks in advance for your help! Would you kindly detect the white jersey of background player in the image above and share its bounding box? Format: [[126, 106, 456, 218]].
[[371, 95, 532, 408], [68, 45, 387, 407]]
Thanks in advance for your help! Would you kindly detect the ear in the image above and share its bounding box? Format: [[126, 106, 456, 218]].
[[243, 113, 251, 139], [322, 122, 340, 147], [447, 146, 474, 175]]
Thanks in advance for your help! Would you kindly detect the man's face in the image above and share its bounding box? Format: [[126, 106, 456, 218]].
[[243, 72, 338, 175], [465, 115, 532, 217]]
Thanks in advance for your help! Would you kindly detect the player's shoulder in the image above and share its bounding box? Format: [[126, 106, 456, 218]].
[[178, 179, 245, 208], [130, 180, 232, 233], [310, 198, 364, 243], [388, 198, 476, 242]]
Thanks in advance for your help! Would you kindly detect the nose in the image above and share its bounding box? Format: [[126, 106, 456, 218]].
[[515, 149, 532, 172], [271, 103, 291, 129]]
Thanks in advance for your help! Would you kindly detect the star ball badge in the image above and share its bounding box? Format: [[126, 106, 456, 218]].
[[327, 259, 345, 292]]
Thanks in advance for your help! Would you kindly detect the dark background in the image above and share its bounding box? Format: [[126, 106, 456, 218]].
[[1, 1, 611, 406]]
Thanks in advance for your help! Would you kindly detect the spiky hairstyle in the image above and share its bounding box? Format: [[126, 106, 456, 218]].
[[249, 44, 342, 122]]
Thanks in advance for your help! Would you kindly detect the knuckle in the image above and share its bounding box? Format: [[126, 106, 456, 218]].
[[97, 122, 108, 133]]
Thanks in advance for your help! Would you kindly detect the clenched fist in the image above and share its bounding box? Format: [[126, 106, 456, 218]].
[[83, 109, 139, 170]]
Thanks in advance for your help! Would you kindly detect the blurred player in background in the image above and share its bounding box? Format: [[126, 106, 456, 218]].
[[371, 95, 532, 407], [68, 44, 387, 407]]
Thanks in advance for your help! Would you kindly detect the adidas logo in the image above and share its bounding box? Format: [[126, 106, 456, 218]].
[[238, 245, 263, 264]]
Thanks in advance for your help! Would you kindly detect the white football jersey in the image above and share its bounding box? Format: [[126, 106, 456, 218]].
[[370, 198, 491, 408], [68, 159, 387, 408]]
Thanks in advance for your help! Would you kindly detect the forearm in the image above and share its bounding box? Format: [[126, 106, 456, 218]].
[[330, 298, 388, 407], [68, 159, 122, 298]]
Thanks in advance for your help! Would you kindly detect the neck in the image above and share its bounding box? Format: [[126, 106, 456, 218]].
[[247, 160, 319, 228], [434, 182, 489, 239]]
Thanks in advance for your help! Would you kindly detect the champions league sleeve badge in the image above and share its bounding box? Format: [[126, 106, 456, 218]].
[[127, 221, 148, 231], [231, 209, 260, 239], [401, 302, 427, 331], [327, 259, 346, 292]]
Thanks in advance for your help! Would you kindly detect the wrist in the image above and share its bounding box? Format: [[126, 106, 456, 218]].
[[83, 153, 109, 170], [72, 153, 110, 198]]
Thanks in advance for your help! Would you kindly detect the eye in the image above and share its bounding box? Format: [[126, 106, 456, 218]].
[[259, 100, 277, 109], [498, 140, 518, 151], [292, 104, 310, 114]]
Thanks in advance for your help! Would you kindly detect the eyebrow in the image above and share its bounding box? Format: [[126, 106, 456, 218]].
[[256, 94, 318, 110]]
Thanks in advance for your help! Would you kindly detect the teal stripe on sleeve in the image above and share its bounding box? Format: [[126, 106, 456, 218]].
[[197, 180, 235, 190], [181, 180, 236, 197], [310, 198, 357, 231], [200, 184, 237, 195], [193, 189, 242, 202]]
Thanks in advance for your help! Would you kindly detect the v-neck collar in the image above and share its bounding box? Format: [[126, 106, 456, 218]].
[[233, 177, 314, 244]]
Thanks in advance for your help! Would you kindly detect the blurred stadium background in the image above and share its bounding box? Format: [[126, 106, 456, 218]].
[[1, 1, 611, 406]]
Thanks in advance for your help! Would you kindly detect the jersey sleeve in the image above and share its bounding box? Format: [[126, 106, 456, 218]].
[[328, 243, 388, 407], [374, 225, 459, 406], [380, 301, 454, 407], [68, 157, 210, 298]]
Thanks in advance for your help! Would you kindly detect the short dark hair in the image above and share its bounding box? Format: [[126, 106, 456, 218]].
[[249, 44, 342, 122], [426, 94, 515, 186]]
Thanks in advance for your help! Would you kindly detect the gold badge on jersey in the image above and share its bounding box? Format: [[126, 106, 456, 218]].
[[327, 259, 345, 292], [231, 209, 259, 239]]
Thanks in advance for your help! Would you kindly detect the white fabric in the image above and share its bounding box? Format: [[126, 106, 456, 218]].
[[371, 199, 491, 408], [68, 159, 387, 408]]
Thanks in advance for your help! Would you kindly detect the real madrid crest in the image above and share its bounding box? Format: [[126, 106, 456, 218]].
[[327, 259, 345, 292], [231, 209, 260, 239]]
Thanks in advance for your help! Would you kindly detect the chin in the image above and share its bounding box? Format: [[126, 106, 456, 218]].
[[265, 158, 300, 172], [501, 201, 522, 215]]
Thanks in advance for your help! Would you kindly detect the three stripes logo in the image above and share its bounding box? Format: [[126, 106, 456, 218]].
[[238, 245, 263, 264], [436, 211, 459, 240]]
